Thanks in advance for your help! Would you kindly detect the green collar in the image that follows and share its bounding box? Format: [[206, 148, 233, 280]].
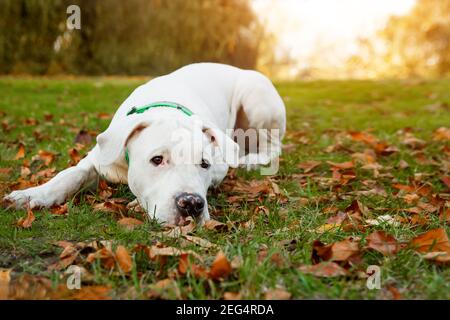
[[125, 101, 194, 165], [126, 101, 194, 117]]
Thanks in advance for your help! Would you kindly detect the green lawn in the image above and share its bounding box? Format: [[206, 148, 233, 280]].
[[0, 77, 449, 299]]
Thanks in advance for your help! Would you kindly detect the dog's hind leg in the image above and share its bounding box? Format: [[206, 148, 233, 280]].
[[233, 70, 286, 170], [4, 148, 99, 209]]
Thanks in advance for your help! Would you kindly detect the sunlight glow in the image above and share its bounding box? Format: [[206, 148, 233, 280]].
[[253, 0, 417, 77]]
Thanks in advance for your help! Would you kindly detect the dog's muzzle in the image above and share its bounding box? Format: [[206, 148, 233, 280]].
[[175, 192, 205, 218]]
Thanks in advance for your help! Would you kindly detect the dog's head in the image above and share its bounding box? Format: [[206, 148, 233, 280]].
[[96, 110, 239, 225]]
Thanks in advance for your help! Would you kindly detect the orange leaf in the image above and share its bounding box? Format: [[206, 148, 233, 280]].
[[365, 231, 404, 256], [14, 143, 25, 160], [115, 245, 133, 273], [17, 207, 35, 228], [209, 251, 232, 280], [118, 217, 143, 230], [51, 203, 68, 215], [297, 160, 321, 173], [299, 262, 348, 277], [410, 228, 450, 254], [327, 160, 354, 170], [312, 237, 360, 264], [37, 150, 56, 166], [223, 292, 241, 300], [72, 286, 111, 300], [204, 219, 229, 232], [264, 288, 291, 300]]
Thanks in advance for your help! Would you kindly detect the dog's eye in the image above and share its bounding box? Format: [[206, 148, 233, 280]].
[[151, 156, 163, 166], [200, 158, 210, 169]]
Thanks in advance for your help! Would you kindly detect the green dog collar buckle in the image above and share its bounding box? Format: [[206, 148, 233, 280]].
[[124, 101, 194, 165], [126, 101, 194, 117]]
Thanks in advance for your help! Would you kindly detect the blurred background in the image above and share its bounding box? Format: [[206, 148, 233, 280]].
[[0, 0, 449, 80]]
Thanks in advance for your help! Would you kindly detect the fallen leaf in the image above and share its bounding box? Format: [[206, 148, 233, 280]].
[[178, 254, 208, 278], [223, 292, 241, 300], [68, 148, 81, 165], [0, 268, 11, 299], [17, 207, 35, 228], [14, 143, 25, 160], [115, 245, 133, 273], [433, 127, 450, 141], [264, 288, 291, 300], [312, 237, 360, 264], [72, 286, 111, 300], [410, 228, 450, 263], [297, 160, 321, 173], [349, 131, 377, 144], [209, 251, 232, 280], [204, 219, 229, 232], [441, 176, 450, 189], [327, 160, 354, 170], [87, 248, 116, 269], [74, 129, 93, 145], [36, 150, 55, 166], [51, 203, 68, 215], [365, 231, 404, 256], [93, 200, 127, 215], [184, 235, 216, 249], [118, 217, 143, 230], [299, 262, 348, 277]]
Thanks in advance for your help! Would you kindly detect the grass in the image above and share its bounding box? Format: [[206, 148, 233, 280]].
[[0, 77, 449, 299]]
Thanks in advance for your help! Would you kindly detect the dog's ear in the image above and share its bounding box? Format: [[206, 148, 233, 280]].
[[96, 119, 150, 166], [202, 124, 240, 168]]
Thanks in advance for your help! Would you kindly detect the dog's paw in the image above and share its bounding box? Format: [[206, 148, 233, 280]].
[[3, 187, 66, 209]]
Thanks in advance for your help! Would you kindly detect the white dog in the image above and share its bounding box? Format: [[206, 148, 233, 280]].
[[5, 63, 286, 225]]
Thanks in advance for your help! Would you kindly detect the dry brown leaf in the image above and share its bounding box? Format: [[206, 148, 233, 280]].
[[68, 147, 81, 165], [441, 176, 450, 189], [365, 231, 404, 256], [72, 286, 111, 300], [51, 203, 68, 215], [115, 245, 133, 273], [297, 160, 321, 173], [17, 207, 35, 228], [410, 228, 450, 263], [118, 217, 143, 230], [223, 292, 241, 300], [87, 248, 116, 269], [349, 131, 378, 144], [178, 254, 208, 278], [433, 127, 450, 141], [209, 251, 232, 280], [327, 160, 354, 170], [184, 235, 216, 249], [14, 143, 25, 160], [264, 288, 291, 300], [0, 167, 12, 178], [204, 219, 229, 232], [299, 262, 348, 277], [312, 237, 360, 264], [0, 268, 11, 300], [74, 129, 93, 145], [36, 150, 55, 166], [93, 200, 127, 215]]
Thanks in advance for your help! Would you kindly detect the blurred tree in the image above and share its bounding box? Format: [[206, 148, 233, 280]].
[[0, 0, 265, 75], [348, 0, 450, 78], [0, 0, 68, 74]]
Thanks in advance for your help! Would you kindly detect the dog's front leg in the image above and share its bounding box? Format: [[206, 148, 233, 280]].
[[4, 151, 98, 209]]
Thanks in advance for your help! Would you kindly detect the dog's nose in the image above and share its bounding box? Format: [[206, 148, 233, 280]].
[[175, 193, 205, 217]]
